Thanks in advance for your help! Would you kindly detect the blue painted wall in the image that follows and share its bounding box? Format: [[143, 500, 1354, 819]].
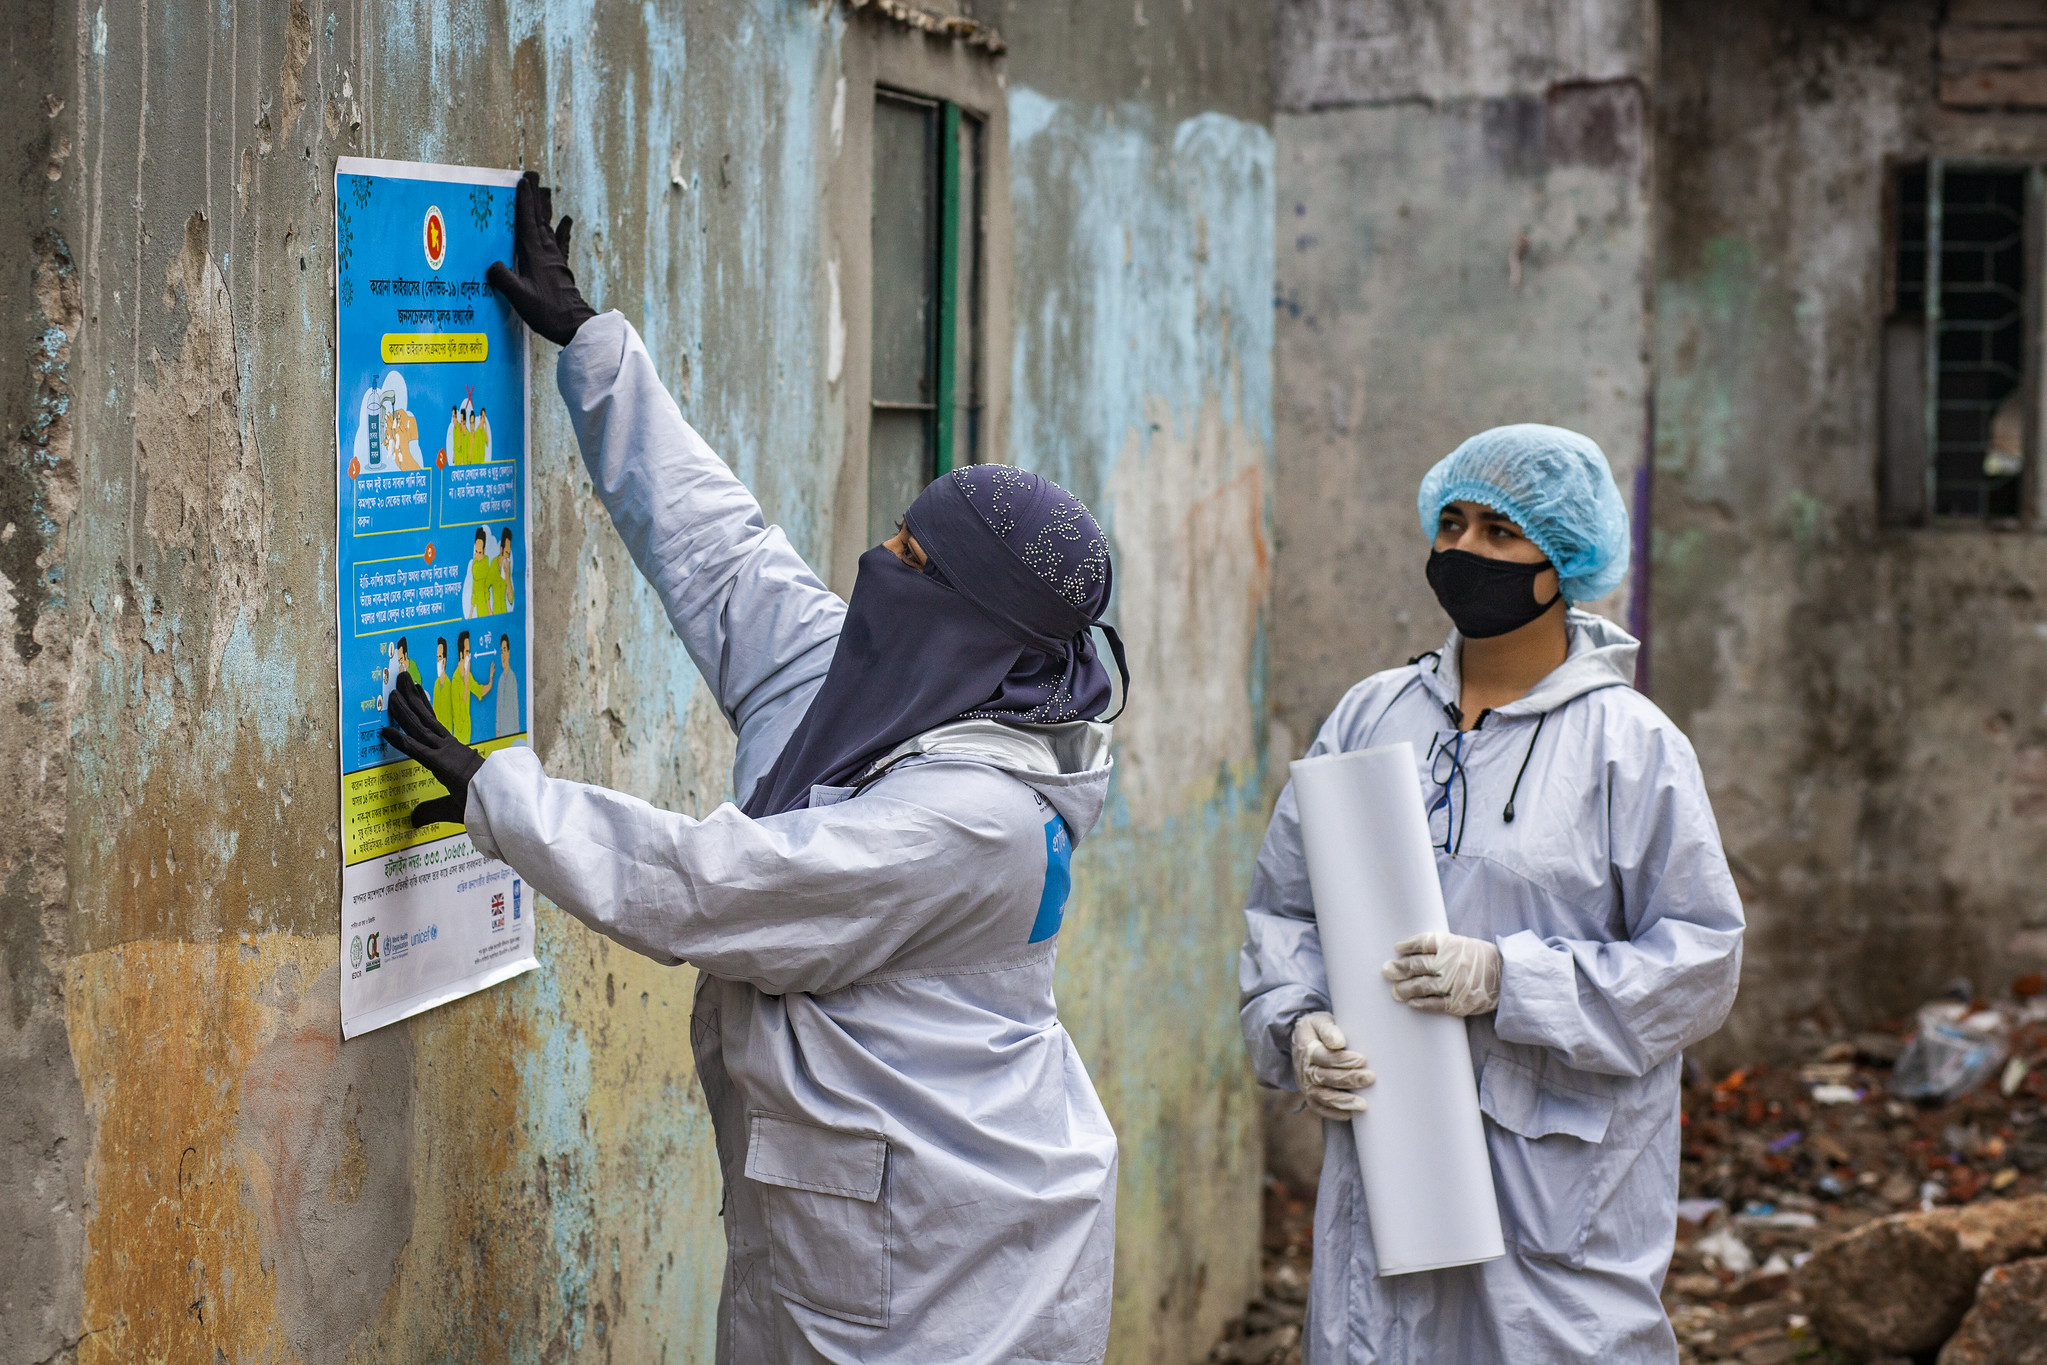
[[9, 1, 1274, 1360], [1008, 85, 1276, 1359]]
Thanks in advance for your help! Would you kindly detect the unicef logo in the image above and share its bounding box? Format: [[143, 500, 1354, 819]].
[[350, 934, 363, 969]]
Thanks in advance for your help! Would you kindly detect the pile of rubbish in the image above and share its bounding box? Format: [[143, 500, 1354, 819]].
[[1205, 980, 2047, 1365], [1666, 981, 2047, 1363]]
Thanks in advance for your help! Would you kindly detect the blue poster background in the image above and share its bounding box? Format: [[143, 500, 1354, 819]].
[[336, 165, 529, 867]]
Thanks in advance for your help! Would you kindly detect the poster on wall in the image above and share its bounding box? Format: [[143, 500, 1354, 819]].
[[334, 156, 537, 1039]]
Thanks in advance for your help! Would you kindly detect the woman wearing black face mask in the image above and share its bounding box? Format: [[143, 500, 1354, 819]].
[[1238, 424, 1745, 1363]]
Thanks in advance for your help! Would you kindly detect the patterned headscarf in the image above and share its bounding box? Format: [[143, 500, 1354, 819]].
[[742, 466, 1127, 818]]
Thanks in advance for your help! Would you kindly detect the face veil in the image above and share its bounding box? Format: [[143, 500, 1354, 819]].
[[741, 467, 1128, 819]]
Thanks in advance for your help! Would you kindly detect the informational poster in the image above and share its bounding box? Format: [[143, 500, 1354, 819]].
[[334, 157, 536, 1038]]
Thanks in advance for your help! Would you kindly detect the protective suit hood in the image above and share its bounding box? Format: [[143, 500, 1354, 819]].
[[853, 717, 1114, 841], [1419, 608, 1638, 719]]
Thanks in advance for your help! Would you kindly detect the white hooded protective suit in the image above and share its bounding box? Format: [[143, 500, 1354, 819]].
[[1239, 612, 1743, 1363], [465, 313, 1117, 1364]]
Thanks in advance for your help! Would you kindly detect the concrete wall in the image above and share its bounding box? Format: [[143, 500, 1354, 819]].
[[0, 1, 1272, 1360], [1266, 0, 2047, 1074], [1653, 0, 2047, 1060], [976, 2, 1276, 1354], [1261, 0, 1659, 1190], [1268, 0, 1658, 761]]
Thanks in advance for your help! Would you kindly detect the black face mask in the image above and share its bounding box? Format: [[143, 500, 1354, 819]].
[[1426, 548, 1562, 639]]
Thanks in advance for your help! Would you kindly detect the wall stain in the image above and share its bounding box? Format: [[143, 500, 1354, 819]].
[[1652, 0, 2047, 1059], [34, 3, 1275, 1361], [2, 233, 78, 664], [1009, 84, 1274, 1360], [134, 210, 269, 698], [68, 936, 328, 1361]]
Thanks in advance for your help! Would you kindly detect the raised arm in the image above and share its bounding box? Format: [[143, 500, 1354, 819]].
[[556, 312, 844, 799]]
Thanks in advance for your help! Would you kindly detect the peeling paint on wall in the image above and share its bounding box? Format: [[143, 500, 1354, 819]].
[[134, 211, 268, 698], [1653, 0, 2047, 1060], [2, 0, 90, 1353], [1007, 84, 1275, 1361], [26, 0, 835, 1358], [11, 0, 1279, 1360]]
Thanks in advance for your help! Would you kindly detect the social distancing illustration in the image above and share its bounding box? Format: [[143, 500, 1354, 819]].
[[335, 157, 535, 1039]]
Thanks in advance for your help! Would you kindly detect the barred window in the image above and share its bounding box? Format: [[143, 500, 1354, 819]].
[[1882, 162, 2033, 524]]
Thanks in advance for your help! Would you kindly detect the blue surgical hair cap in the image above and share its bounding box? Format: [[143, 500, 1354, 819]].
[[1416, 423, 1632, 603]]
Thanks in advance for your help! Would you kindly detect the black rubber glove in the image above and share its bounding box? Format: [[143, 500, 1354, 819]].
[[381, 674, 486, 830], [486, 170, 597, 347]]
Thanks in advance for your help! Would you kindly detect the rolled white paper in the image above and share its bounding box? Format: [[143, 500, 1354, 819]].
[[1291, 740, 1504, 1275]]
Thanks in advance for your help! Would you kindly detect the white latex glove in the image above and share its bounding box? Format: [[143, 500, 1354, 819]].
[[1291, 1011, 1375, 1120], [1381, 932, 1502, 1016]]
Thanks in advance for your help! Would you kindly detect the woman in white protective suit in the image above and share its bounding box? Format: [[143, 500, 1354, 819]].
[[1238, 425, 1745, 1363], [385, 173, 1129, 1364]]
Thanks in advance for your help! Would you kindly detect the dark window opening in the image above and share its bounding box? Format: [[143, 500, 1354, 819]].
[[1883, 162, 2031, 523], [869, 91, 983, 546]]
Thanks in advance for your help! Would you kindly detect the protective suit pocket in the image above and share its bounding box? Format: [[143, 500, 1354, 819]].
[[1477, 1055, 1614, 1265], [746, 1111, 891, 1327]]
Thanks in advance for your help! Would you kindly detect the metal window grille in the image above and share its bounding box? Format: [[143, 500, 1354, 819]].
[[1884, 161, 2034, 523]]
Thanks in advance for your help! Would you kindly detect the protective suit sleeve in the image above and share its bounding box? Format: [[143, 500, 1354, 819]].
[[465, 746, 1012, 996], [1238, 716, 1347, 1091], [557, 312, 843, 800], [1492, 717, 1745, 1077]]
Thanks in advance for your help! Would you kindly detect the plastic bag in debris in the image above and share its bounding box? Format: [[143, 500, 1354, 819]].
[[1888, 1002, 2011, 1104], [1692, 1226, 1756, 1277]]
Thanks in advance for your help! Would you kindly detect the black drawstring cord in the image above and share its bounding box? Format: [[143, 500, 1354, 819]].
[[1095, 621, 1132, 723], [1502, 711, 1548, 824]]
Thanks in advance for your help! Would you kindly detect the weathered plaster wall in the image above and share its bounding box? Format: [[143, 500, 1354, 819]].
[[6, 2, 838, 1359], [1654, 0, 2047, 1060], [1268, 0, 1658, 762], [1, 0, 90, 1356], [4, 1, 1279, 1361], [970, 2, 1277, 1356]]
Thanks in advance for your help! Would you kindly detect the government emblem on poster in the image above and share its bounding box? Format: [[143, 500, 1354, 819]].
[[334, 156, 537, 1038]]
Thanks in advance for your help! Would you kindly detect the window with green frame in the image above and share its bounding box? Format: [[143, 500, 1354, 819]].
[[869, 89, 983, 545]]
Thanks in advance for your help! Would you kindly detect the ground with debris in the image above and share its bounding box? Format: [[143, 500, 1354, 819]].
[[1204, 999, 2047, 1365], [1204, 1173, 1314, 1365]]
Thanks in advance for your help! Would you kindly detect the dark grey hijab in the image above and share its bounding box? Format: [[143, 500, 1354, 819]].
[[742, 466, 1127, 818]]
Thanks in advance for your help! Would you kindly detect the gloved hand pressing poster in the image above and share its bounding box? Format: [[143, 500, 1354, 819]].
[[335, 157, 536, 1038]]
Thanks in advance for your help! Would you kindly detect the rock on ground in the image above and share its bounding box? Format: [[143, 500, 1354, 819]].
[[1795, 1194, 2047, 1357], [1936, 1256, 2047, 1365]]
